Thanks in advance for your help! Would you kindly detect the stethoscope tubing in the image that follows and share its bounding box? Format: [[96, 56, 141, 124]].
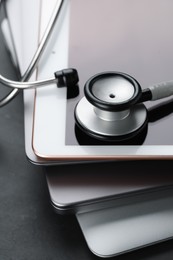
[[0, 0, 65, 106]]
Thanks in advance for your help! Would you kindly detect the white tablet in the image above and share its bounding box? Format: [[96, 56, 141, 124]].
[[6, 0, 173, 164], [32, 0, 173, 163]]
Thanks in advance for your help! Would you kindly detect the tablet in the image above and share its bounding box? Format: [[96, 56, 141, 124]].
[[6, 0, 173, 164], [32, 0, 173, 163]]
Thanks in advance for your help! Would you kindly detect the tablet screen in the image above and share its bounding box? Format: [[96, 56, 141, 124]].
[[66, 0, 173, 145]]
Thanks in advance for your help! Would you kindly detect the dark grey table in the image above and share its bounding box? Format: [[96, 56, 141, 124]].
[[0, 15, 173, 260]]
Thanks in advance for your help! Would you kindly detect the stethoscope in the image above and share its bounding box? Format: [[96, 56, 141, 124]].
[[74, 72, 173, 143], [1, 0, 173, 143]]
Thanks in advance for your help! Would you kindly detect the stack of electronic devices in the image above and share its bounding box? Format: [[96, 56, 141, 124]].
[[3, 0, 173, 257]]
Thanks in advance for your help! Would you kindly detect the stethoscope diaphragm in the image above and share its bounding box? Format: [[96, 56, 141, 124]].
[[75, 72, 148, 143]]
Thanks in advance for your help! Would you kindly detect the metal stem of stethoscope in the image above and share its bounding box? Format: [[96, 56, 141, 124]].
[[0, 68, 79, 89], [0, 0, 65, 107], [0, 75, 58, 89]]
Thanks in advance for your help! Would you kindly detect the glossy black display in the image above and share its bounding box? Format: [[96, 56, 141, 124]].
[[66, 0, 173, 145]]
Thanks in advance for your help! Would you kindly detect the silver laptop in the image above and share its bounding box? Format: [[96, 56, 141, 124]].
[[45, 162, 173, 257]]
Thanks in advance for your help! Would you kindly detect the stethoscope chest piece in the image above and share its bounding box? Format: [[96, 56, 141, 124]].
[[75, 72, 148, 143]]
